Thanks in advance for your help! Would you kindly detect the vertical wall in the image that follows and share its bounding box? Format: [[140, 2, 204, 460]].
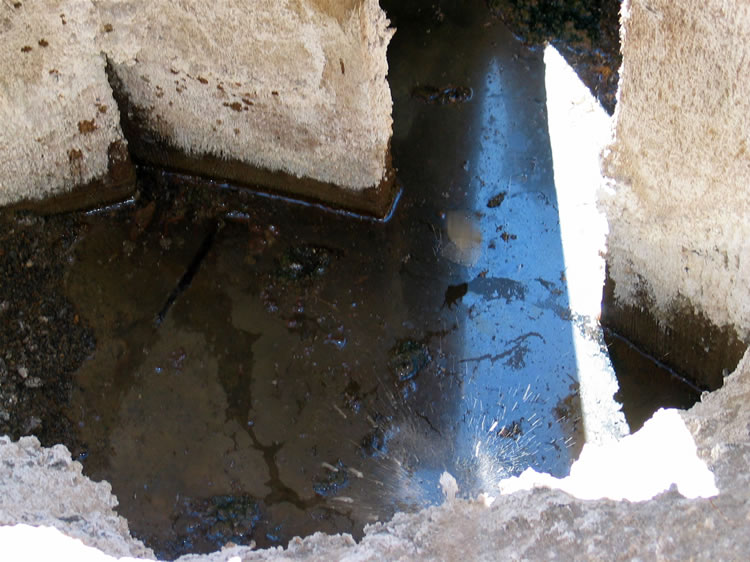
[[1, 0, 395, 215], [0, 0, 132, 211], [601, 0, 750, 386], [97, 0, 394, 192]]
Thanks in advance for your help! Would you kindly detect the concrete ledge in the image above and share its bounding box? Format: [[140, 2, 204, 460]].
[[109, 66, 397, 218], [601, 271, 747, 389], [7, 139, 135, 215]]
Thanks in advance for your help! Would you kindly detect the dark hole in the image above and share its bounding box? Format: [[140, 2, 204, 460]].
[[605, 329, 703, 432], [0, 1, 718, 560]]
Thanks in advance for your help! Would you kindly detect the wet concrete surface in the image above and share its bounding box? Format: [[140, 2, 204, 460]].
[[0, 1, 701, 560]]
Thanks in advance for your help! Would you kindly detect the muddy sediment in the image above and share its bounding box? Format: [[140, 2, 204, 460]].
[[0, 212, 93, 450], [56, 169, 465, 557]]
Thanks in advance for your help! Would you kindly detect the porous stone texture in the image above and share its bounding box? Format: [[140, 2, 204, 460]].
[[601, 0, 750, 338], [96, 0, 394, 191], [0, 0, 128, 206], [1, 0, 393, 208], [0, 435, 154, 559], [2, 348, 749, 560]]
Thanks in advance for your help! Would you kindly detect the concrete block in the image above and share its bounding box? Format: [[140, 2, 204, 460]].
[[0, 0, 134, 212], [601, 0, 750, 380], [97, 0, 396, 217]]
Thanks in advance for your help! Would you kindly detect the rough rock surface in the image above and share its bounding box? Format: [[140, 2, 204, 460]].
[[1, 348, 748, 560], [0, 0, 127, 206], [97, 0, 393, 191], [0, 435, 153, 559], [601, 0, 750, 338], [1, 0, 393, 207]]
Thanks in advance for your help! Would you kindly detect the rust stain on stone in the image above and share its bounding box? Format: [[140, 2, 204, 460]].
[[78, 120, 97, 134]]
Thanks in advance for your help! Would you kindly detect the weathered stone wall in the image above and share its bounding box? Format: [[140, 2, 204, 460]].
[[0, 0, 129, 208], [602, 0, 750, 342], [0, 0, 394, 211], [97, 0, 394, 191]]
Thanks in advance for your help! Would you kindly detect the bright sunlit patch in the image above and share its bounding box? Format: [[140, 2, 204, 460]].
[[0, 525, 145, 562], [544, 44, 628, 446], [540, 46, 718, 503], [545, 45, 612, 320], [498, 408, 718, 501]]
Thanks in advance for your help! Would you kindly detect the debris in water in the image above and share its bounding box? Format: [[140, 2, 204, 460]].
[[412, 85, 473, 105], [276, 245, 335, 280], [348, 467, 364, 479], [442, 282, 468, 309], [439, 472, 459, 502], [154, 220, 219, 326], [332, 496, 354, 504], [313, 460, 350, 497], [130, 200, 156, 240], [442, 211, 483, 266], [170, 495, 261, 557], [388, 339, 431, 382], [486, 191, 506, 208], [333, 404, 348, 419], [497, 418, 524, 439]]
